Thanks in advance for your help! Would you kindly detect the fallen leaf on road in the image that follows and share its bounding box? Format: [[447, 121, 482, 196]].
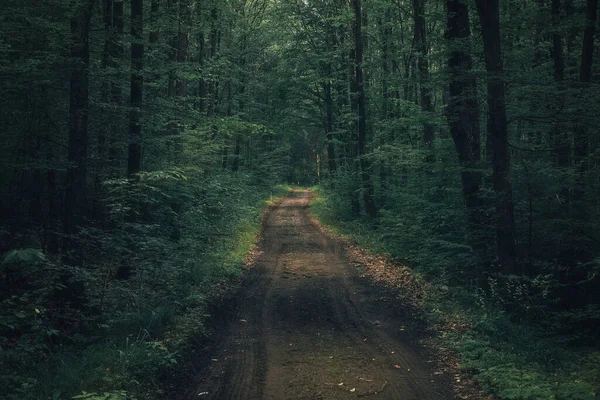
[[350, 388, 356, 392], [197, 392, 209, 396], [393, 365, 401, 369]]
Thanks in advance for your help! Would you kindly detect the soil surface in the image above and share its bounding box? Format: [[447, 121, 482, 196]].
[[187, 190, 452, 400]]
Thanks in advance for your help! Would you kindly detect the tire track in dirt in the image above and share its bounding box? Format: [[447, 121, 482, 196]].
[[187, 190, 452, 400]]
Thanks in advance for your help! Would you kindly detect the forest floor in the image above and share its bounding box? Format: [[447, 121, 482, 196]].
[[180, 190, 454, 400]]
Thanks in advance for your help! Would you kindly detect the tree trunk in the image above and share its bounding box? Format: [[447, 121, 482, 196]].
[[324, 77, 336, 174], [128, 0, 143, 180], [446, 0, 485, 284], [573, 0, 598, 196], [150, 0, 160, 44], [551, 0, 570, 168], [63, 1, 94, 252], [413, 0, 435, 157], [198, 30, 207, 113], [474, 0, 518, 275], [352, 0, 377, 219], [208, 7, 220, 116], [176, 0, 192, 97]]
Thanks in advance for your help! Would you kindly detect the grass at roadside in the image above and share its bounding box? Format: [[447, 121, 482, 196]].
[[1, 181, 291, 400], [309, 186, 600, 400]]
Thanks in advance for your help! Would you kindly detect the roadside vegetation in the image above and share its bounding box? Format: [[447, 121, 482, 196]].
[[311, 186, 600, 400], [2, 181, 289, 400]]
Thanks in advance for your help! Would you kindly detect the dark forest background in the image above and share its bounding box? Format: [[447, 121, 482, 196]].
[[1, 0, 600, 398]]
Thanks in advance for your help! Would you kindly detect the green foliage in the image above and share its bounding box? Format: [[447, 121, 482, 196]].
[[72, 391, 133, 400], [312, 186, 600, 400]]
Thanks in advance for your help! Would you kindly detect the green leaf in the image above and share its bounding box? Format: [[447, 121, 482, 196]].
[[2, 248, 45, 265]]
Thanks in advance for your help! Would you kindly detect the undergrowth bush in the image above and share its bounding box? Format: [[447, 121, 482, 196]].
[[311, 181, 600, 400], [0, 166, 289, 399]]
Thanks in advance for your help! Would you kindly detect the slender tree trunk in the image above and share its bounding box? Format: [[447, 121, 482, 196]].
[[352, 0, 377, 218], [413, 0, 435, 156], [475, 0, 518, 275], [176, 0, 192, 97], [551, 0, 570, 168], [381, 9, 391, 121], [111, 1, 124, 103], [198, 30, 207, 113], [208, 7, 220, 116], [97, 0, 114, 205], [348, 30, 361, 216], [128, 0, 144, 180], [98, 0, 123, 187], [101, 0, 114, 104], [573, 0, 598, 197], [150, 0, 160, 45], [324, 72, 336, 174], [446, 0, 485, 284], [64, 1, 94, 252]]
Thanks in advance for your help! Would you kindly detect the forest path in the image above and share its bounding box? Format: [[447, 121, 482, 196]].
[[187, 190, 451, 400]]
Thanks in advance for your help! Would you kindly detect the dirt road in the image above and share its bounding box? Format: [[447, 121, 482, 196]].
[[188, 190, 451, 399]]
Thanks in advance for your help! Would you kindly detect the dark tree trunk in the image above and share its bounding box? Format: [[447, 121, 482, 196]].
[[101, 0, 113, 102], [324, 78, 336, 174], [348, 34, 361, 216], [579, 0, 598, 84], [552, 0, 565, 82], [176, 0, 192, 97], [63, 1, 94, 252], [111, 1, 124, 103], [551, 0, 570, 168], [446, 0, 485, 284], [413, 0, 435, 156], [150, 0, 160, 44], [475, 0, 518, 275], [98, 0, 123, 199], [573, 0, 598, 195], [381, 9, 392, 120], [352, 0, 377, 219], [208, 7, 220, 116], [198, 30, 207, 113], [128, 0, 144, 180]]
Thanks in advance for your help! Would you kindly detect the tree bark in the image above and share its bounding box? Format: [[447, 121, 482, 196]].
[[446, 0, 485, 281], [64, 0, 94, 252], [413, 0, 435, 156], [128, 0, 144, 180], [352, 0, 377, 218], [324, 76, 336, 174], [176, 0, 192, 97], [573, 0, 598, 196], [551, 0, 570, 168], [474, 0, 518, 275], [150, 0, 160, 44]]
